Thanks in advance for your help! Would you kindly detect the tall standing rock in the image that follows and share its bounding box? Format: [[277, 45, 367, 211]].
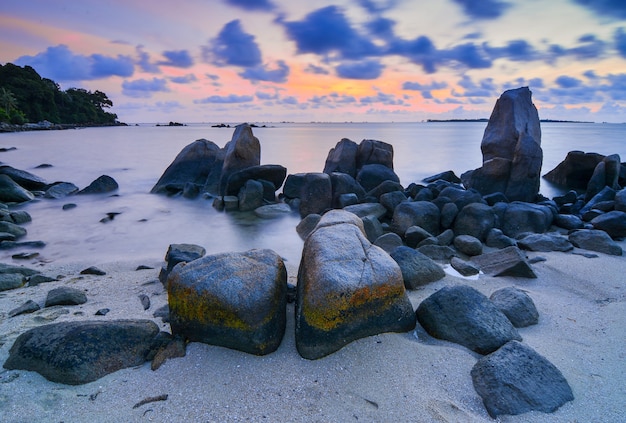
[[219, 124, 261, 196], [462, 87, 542, 202]]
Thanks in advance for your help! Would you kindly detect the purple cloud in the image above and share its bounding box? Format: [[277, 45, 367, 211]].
[[170, 74, 197, 84], [556, 75, 583, 88], [615, 28, 626, 58], [15, 44, 134, 81], [207, 20, 262, 67], [136, 46, 160, 73], [305, 64, 330, 75], [356, 0, 401, 14], [239, 60, 289, 83], [122, 78, 169, 98], [451, 0, 512, 20], [194, 94, 254, 104], [336, 60, 384, 79], [159, 50, 194, 68], [224, 0, 275, 11], [572, 0, 626, 20]]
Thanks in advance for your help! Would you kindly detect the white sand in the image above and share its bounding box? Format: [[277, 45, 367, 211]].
[[0, 242, 624, 422]]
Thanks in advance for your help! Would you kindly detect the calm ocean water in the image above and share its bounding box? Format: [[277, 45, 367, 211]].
[[0, 122, 624, 265]]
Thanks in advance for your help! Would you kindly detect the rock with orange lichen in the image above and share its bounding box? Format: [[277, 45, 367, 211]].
[[167, 249, 287, 356], [295, 210, 416, 360]]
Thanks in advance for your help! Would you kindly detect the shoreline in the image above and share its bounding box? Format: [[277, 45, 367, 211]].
[[0, 121, 128, 133], [0, 241, 624, 422]]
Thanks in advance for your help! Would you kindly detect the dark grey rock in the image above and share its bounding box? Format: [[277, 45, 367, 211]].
[[440, 202, 458, 229], [501, 202, 554, 238], [159, 243, 206, 285], [373, 232, 403, 254], [483, 192, 509, 206], [296, 210, 415, 360], [296, 213, 321, 240], [218, 124, 261, 196], [366, 180, 404, 200], [450, 256, 480, 276], [416, 285, 521, 354], [581, 186, 616, 215], [153, 304, 170, 322], [615, 189, 626, 212], [336, 192, 359, 208], [3, 320, 160, 385], [0, 165, 48, 191], [299, 173, 332, 218], [361, 215, 384, 243], [454, 234, 483, 256], [569, 229, 623, 256], [80, 266, 106, 276], [543, 151, 604, 190], [517, 233, 573, 252], [138, 294, 150, 311], [486, 228, 517, 249], [0, 174, 34, 203], [27, 274, 57, 286], [254, 203, 292, 219], [77, 175, 118, 195], [453, 203, 495, 241], [282, 173, 305, 199], [356, 163, 399, 192], [423, 170, 461, 184], [0, 273, 25, 291], [356, 139, 394, 170], [436, 228, 455, 246], [390, 246, 445, 289], [45, 182, 79, 199], [9, 299, 41, 317], [392, 201, 440, 237], [237, 179, 264, 212], [323, 138, 358, 177], [380, 191, 407, 217], [8, 210, 31, 224], [45, 287, 87, 307], [0, 221, 27, 239], [0, 263, 39, 276], [0, 232, 15, 242], [224, 164, 287, 196], [168, 249, 287, 356], [438, 186, 484, 210], [471, 340, 574, 417], [489, 287, 539, 327], [591, 210, 626, 238], [0, 240, 45, 250], [553, 214, 584, 230], [470, 246, 537, 278], [417, 236, 439, 248], [417, 245, 457, 261], [404, 225, 433, 248], [344, 202, 387, 219], [95, 308, 110, 316]]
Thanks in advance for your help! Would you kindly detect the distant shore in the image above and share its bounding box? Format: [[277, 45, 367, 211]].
[[426, 118, 594, 123], [0, 121, 127, 133]]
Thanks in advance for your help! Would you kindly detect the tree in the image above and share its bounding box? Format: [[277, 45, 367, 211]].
[[0, 87, 17, 114]]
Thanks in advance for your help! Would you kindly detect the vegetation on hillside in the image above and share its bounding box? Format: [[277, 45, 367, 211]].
[[0, 63, 118, 125]]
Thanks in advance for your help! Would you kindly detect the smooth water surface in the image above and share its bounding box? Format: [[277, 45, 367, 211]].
[[0, 122, 624, 265]]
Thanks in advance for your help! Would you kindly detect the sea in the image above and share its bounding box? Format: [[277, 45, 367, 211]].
[[0, 122, 624, 267]]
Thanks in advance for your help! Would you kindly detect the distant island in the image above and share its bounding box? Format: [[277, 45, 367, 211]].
[[0, 63, 121, 131], [427, 118, 593, 123]]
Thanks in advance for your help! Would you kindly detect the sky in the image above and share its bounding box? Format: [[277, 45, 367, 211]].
[[1, 0, 626, 123]]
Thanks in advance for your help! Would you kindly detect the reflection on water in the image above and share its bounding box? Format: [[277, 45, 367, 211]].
[[0, 122, 624, 266]]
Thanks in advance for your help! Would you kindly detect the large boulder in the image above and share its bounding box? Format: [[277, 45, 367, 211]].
[[296, 210, 416, 359], [591, 210, 626, 238], [585, 154, 621, 202], [517, 233, 573, 252], [453, 203, 496, 241], [392, 201, 440, 236], [489, 287, 539, 328], [356, 139, 394, 170], [159, 243, 206, 285], [329, 172, 366, 207], [543, 151, 605, 190], [0, 174, 34, 203], [3, 320, 160, 385], [237, 179, 264, 212], [500, 202, 554, 238], [569, 229, 623, 256], [77, 175, 118, 195], [470, 246, 537, 278], [463, 87, 542, 202], [299, 173, 332, 218], [151, 139, 223, 195], [0, 166, 48, 191], [437, 187, 484, 210], [356, 164, 400, 192], [167, 249, 287, 356], [224, 164, 287, 197], [389, 246, 445, 289], [323, 138, 358, 177], [218, 124, 261, 196], [416, 285, 521, 354], [471, 341, 574, 417]]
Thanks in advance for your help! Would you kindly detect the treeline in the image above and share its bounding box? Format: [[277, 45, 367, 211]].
[[0, 63, 118, 125]]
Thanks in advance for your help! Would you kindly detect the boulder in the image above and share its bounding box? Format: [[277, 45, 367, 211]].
[[453, 203, 495, 241], [254, 203, 292, 219], [356, 139, 394, 170], [404, 225, 433, 248], [299, 173, 332, 218], [9, 299, 41, 317], [591, 210, 626, 238], [356, 164, 400, 192], [296, 214, 321, 240], [237, 179, 264, 212], [361, 215, 384, 243], [343, 203, 387, 220], [329, 172, 366, 207], [296, 210, 415, 359], [615, 189, 626, 212], [416, 285, 521, 354], [500, 202, 553, 238], [44, 287, 87, 307], [453, 234, 483, 256], [489, 287, 539, 327], [151, 139, 223, 195], [366, 180, 404, 200], [543, 151, 605, 190], [323, 138, 358, 177], [450, 256, 480, 276], [585, 154, 621, 202], [0, 273, 25, 291], [392, 201, 440, 236], [580, 186, 616, 215], [486, 228, 517, 249], [219, 124, 261, 196], [159, 243, 206, 285], [0, 221, 27, 239], [7, 210, 31, 225], [471, 341, 574, 417], [436, 228, 455, 246], [336, 193, 359, 208], [45, 182, 79, 199], [517, 233, 573, 252], [3, 320, 160, 385], [463, 87, 543, 202], [168, 249, 287, 355], [282, 173, 305, 199], [389, 246, 445, 289], [0, 165, 48, 191], [553, 214, 584, 230], [470, 246, 537, 278], [416, 245, 457, 261], [423, 170, 461, 184], [569, 229, 623, 256], [438, 187, 484, 211], [77, 175, 118, 195], [224, 164, 287, 197], [440, 202, 459, 229], [373, 232, 403, 254], [379, 190, 407, 217], [0, 174, 34, 203]]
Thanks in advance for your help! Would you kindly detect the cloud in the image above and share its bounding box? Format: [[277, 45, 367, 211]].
[[388, 35, 438, 73], [122, 78, 169, 98], [15, 44, 134, 81], [239, 60, 290, 83], [170, 74, 197, 84], [606, 73, 626, 100], [336, 60, 384, 79], [281, 6, 380, 59], [402, 80, 448, 99], [356, 0, 401, 14], [615, 28, 626, 58], [451, 0, 512, 20], [136, 46, 160, 73], [366, 17, 396, 40], [360, 91, 406, 105], [256, 91, 279, 100], [206, 20, 262, 67], [555, 75, 583, 88], [159, 50, 194, 68], [194, 94, 254, 104], [484, 39, 538, 61], [443, 43, 492, 69], [223, 0, 275, 11], [549, 35, 606, 61], [571, 0, 626, 20], [305, 64, 330, 75], [453, 75, 497, 97]]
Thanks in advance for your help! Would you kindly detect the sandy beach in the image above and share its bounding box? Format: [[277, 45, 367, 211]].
[[0, 241, 624, 423]]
